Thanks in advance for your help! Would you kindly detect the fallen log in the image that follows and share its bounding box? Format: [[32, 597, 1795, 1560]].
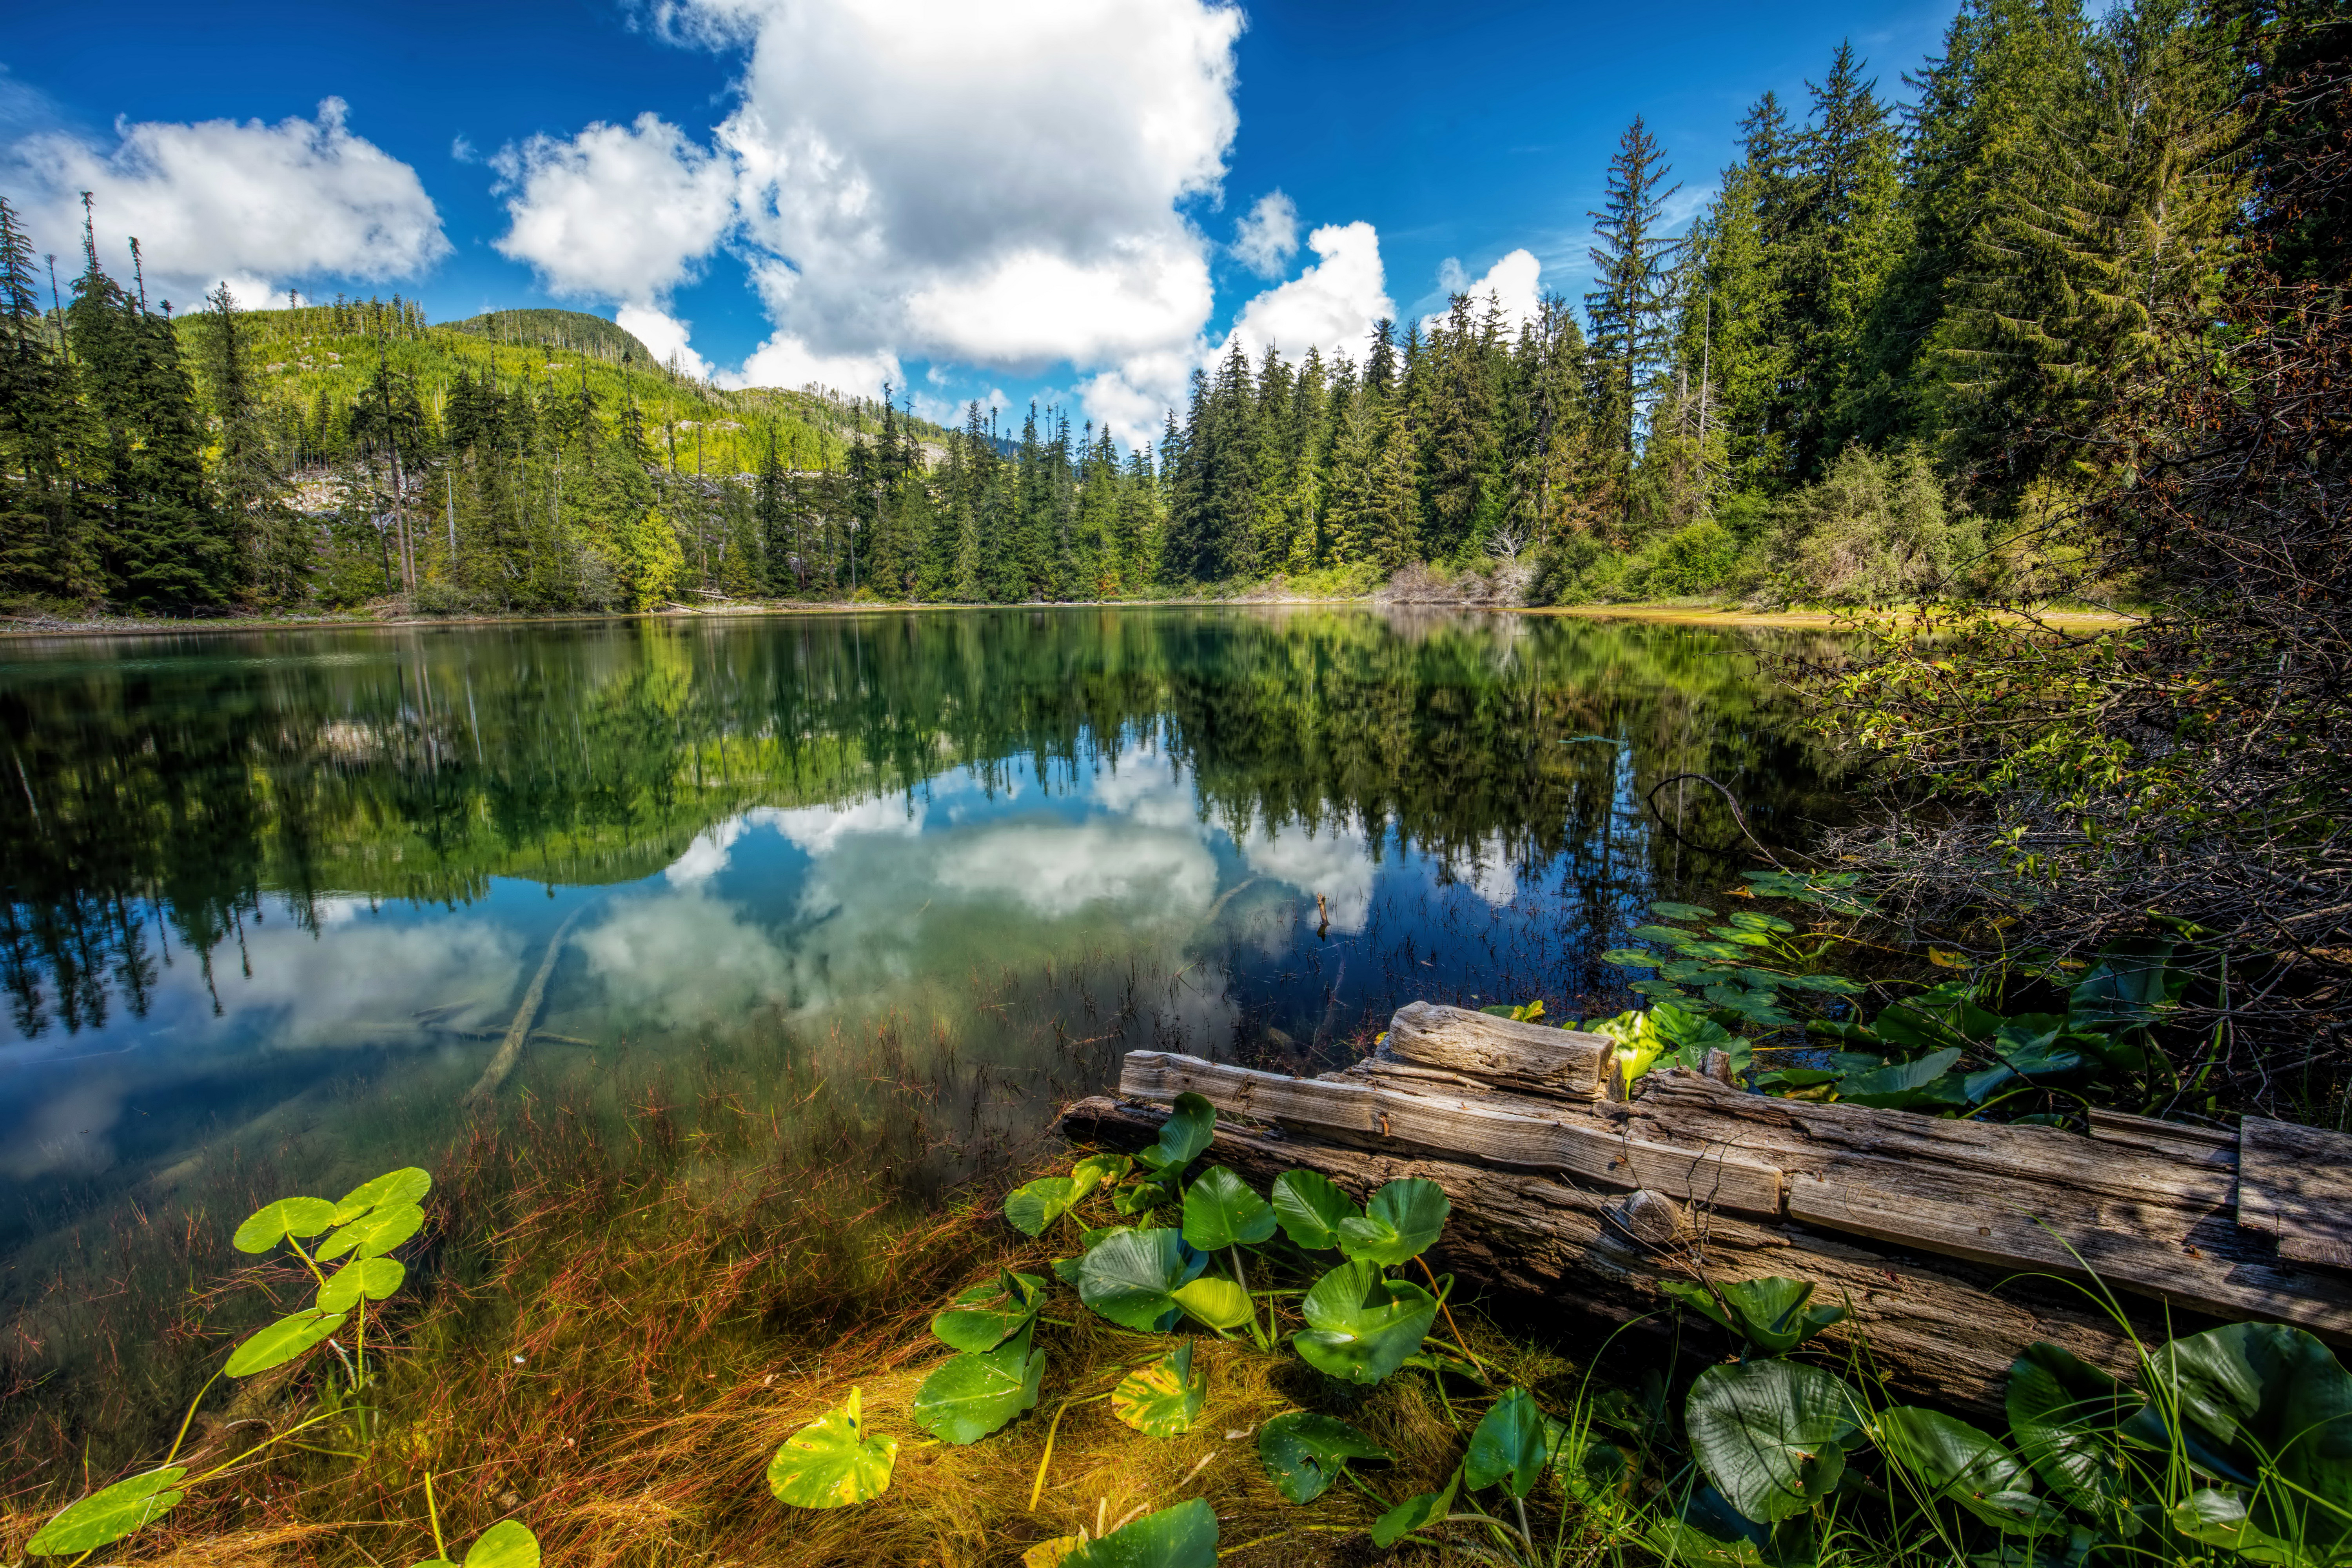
[[1061, 1001, 2352, 1416]]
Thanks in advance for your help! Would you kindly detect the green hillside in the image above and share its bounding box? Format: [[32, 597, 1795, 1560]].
[[444, 307, 662, 367]]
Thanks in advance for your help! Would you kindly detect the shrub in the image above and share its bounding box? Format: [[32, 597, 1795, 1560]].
[[1775, 445, 1985, 605], [1644, 521, 1742, 598]]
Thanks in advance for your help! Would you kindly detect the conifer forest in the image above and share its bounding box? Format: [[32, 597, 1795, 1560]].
[[0, 0, 2337, 620]]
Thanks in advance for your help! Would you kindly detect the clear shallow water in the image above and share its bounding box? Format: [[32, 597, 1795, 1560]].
[[0, 607, 1848, 1262]]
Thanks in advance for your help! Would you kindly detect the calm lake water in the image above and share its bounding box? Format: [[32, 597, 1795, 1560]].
[[0, 607, 1846, 1272]]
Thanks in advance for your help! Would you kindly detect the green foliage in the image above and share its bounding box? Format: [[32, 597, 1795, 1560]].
[[1270, 1169, 1359, 1252], [930, 1270, 1047, 1353], [1335, 1178, 1450, 1266], [224, 1308, 349, 1376], [1076, 1228, 1198, 1333], [1292, 1260, 1441, 1385], [25, 1467, 187, 1555], [1111, 1341, 1209, 1437], [1061, 1498, 1219, 1568], [913, 1330, 1047, 1445], [1256, 1412, 1390, 1504], [1466, 1387, 1552, 1498], [1659, 1276, 1846, 1355], [412, 1518, 541, 1568], [766, 1387, 898, 1508], [1179, 1166, 1276, 1251], [233, 1196, 339, 1253], [1686, 1360, 1864, 1523]]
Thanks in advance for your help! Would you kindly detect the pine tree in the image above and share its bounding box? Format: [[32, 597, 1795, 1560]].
[[0, 195, 95, 601], [200, 282, 303, 603], [1585, 117, 1682, 528]]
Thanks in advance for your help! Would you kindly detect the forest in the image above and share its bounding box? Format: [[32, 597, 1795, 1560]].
[[0, 0, 2336, 619]]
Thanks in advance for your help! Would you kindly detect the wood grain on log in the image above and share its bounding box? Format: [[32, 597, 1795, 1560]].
[[2240, 1116, 2352, 1271], [1059, 1094, 2155, 1416], [1383, 1002, 1612, 1100], [1120, 1050, 1784, 1216]]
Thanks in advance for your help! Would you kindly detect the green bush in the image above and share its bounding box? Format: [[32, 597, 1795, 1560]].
[[1775, 445, 1985, 605], [1643, 521, 1742, 598]]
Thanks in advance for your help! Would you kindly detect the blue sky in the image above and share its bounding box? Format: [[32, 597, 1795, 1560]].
[[0, 0, 1954, 439]]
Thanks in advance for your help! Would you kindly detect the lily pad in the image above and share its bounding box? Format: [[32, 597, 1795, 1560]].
[[1137, 1092, 1215, 1176], [914, 1330, 1047, 1444], [225, 1308, 348, 1376], [1601, 947, 1660, 967], [1063, 1498, 1218, 1568], [1292, 1260, 1438, 1385], [316, 1256, 407, 1313], [1370, 1471, 1459, 1549], [931, 1270, 1046, 1352], [2006, 1342, 2134, 1514], [1111, 1341, 1208, 1437], [1661, 1276, 1846, 1355], [1077, 1228, 1194, 1332], [1270, 1169, 1357, 1251], [25, 1467, 187, 1555], [332, 1167, 432, 1224], [1466, 1387, 1550, 1498], [315, 1201, 425, 1261], [1180, 1166, 1276, 1251], [767, 1386, 897, 1508], [1336, 1178, 1449, 1266], [1069, 1152, 1132, 1200], [457, 1520, 541, 1568], [1686, 1359, 1861, 1523], [1005, 1177, 1081, 1236], [232, 1196, 338, 1254], [1653, 901, 1719, 921], [1170, 1274, 1254, 1332], [1258, 1411, 1390, 1504], [1876, 1406, 2066, 1535]]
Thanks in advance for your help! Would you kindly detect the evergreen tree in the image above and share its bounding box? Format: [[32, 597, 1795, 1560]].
[[1585, 117, 1682, 527]]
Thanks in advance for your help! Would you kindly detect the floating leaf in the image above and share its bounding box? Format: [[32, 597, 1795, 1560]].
[[1876, 1406, 2066, 1535], [1834, 1047, 1963, 1110], [460, 1519, 541, 1568], [225, 1308, 347, 1376], [315, 1201, 425, 1261], [232, 1196, 338, 1255], [1136, 1092, 1215, 1176], [2007, 1343, 2133, 1514], [1180, 1166, 1276, 1251], [1112, 1341, 1208, 1437], [1023, 1530, 1090, 1568], [767, 1387, 897, 1508], [1686, 1359, 1861, 1523], [1069, 1153, 1132, 1201], [1005, 1177, 1081, 1237], [1652, 901, 1718, 921], [1171, 1274, 1254, 1332], [1601, 947, 1659, 967], [1257, 1412, 1390, 1504], [1661, 1277, 1846, 1355], [931, 1270, 1046, 1352], [1336, 1178, 1449, 1266], [1466, 1387, 1550, 1498], [25, 1467, 187, 1555], [914, 1331, 1047, 1444], [1370, 1472, 1459, 1549], [1062, 1498, 1218, 1568], [332, 1167, 432, 1224], [1111, 1183, 1172, 1216], [317, 1256, 406, 1313], [1726, 912, 1793, 935], [1270, 1169, 1358, 1251], [1292, 1260, 1438, 1385], [1077, 1228, 1193, 1332]]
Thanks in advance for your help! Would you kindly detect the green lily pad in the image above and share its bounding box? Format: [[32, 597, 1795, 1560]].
[[1466, 1387, 1550, 1498], [1136, 1092, 1215, 1176], [1270, 1168, 1358, 1251], [1876, 1406, 2066, 1535], [1686, 1359, 1861, 1523], [1370, 1471, 1459, 1549], [1336, 1177, 1449, 1266], [1180, 1166, 1276, 1251], [315, 1201, 425, 1261], [1661, 1276, 1846, 1355], [931, 1270, 1046, 1352], [317, 1256, 407, 1313], [1292, 1260, 1438, 1385], [1062, 1497, 1218, 1568], [25, 1467, 187, 1555], [1170, 1274, 1254, 1331], [225, 1308, 348, 1376], [1005, 1176, 1081, 1236], [1652, 901, 1718, 921], [332, 1167, 432, 1224], [1077, 1228, 1192, 1332], [2006, 1342, 2133, 1514], [457, 1519, 541, 1568], [1601, 947, 1659, 967], [767, 1386, 897, 1508], [1069, 1153, 1132, 1200], [913, 1330, 1047, 1444], [232, 1196, 338, 1254], [1112, 1341, 1208, 1437], [1257, 1411, 1390, 1504]]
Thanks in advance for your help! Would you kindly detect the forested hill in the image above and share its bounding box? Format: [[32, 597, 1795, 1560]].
[[443, 308, 662, 366]]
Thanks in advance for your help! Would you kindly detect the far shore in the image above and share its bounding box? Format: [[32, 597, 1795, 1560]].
[[0, 595, 2143, 641]]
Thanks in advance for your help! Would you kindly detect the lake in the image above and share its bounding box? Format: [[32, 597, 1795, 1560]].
[[0, 607, 1845, 1417]]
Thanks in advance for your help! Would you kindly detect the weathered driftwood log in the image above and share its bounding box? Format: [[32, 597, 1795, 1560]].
[[1062, 1002, 2352, 1416]]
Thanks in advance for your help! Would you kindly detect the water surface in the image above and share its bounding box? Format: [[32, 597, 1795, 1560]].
[[1, 607, 1846, 1261]]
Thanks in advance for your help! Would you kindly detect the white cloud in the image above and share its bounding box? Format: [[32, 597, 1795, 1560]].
[[1231, 190, 1299, 278], [1424, 247, 1543, 338], [6, 98, 447, 307], [1214, 221, 1394, 371], [937, 823, 1217, 919], [1240, 815, 1377, 933], [492, 112, 735, 304], [664, 817, 747, 884], [617, 303, 713, 380], [750, 796, 926, 855]]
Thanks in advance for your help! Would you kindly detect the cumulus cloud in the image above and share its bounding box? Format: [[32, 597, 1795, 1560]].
[[617, 303, 714, 380], [1231, 190, 1299, 278], [1216, 221, 1394, 370], [6, 98, 447, 308], [1425, 248, 1543, 338], [492, 112, 735, 304], [1239, 815, 1377, 933]]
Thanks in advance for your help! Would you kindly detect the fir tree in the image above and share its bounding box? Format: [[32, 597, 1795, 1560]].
[[1585, 117, 1682, 527]]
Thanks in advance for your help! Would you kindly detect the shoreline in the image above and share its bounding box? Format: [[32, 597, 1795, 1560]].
[[0, 595, 2143, 641]]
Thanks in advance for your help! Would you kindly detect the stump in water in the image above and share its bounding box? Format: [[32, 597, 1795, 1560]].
[[1062, 1001, 2352, 1415]]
